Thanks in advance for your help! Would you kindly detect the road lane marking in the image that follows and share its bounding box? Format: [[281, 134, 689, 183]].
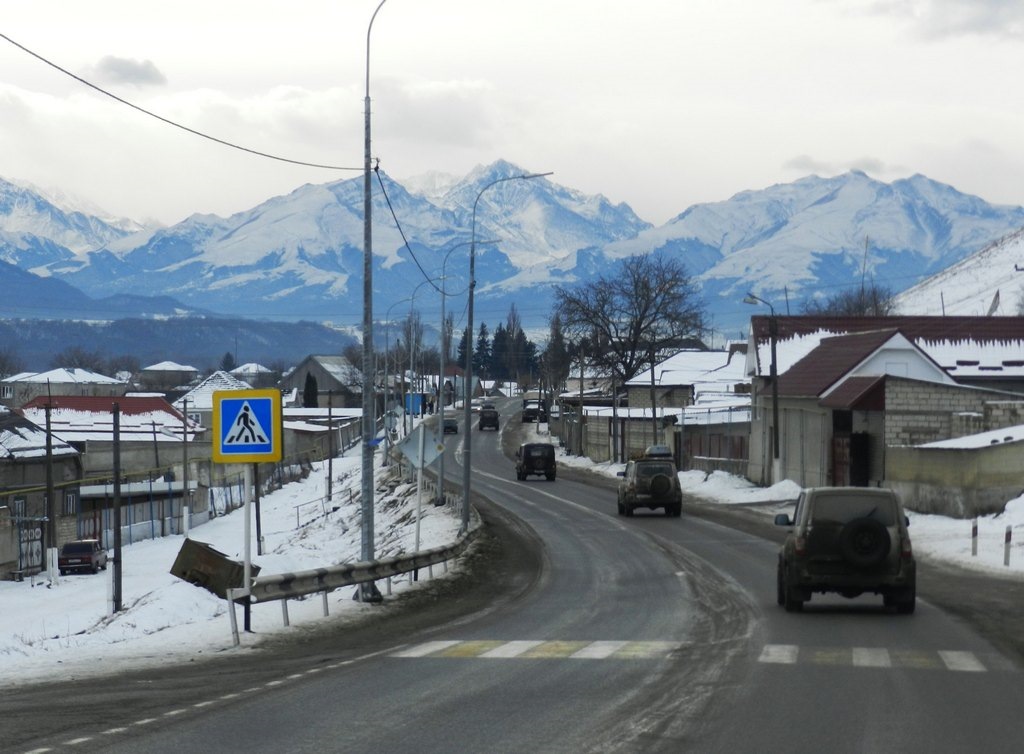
[[480, 640, 545, 658], [390, 639, 462, 657], [391, 640, 680, 660], [760, 644, 996, 672], [852, 648, 892, 668], [759, 644, 799, 664], [939, 650, 987, 672], [571, 640, 630, 659]]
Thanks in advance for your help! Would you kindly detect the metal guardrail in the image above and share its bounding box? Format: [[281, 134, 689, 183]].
[[225, 519, 479, 645], [247, 526, 477, 603]]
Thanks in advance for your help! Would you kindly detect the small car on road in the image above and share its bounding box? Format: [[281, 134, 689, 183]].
[[774, 486, 916, 613], [58, 539, 109, 575], [515, 442, 556, 481], [442, 418, 458, 434]]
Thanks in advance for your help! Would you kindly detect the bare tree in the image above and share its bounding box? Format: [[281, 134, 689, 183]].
[[50, 346, 108, 373], [553, 254, 705, 381], [802, 282, 897, 316], [0, 346, 24, 378]]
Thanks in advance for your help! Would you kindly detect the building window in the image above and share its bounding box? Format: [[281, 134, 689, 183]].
[[13, 496, 26, 518], [63, 493, 77, 516], [1, 385, 12, 399]]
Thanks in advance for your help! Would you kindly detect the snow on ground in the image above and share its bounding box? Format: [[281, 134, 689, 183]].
[[4, 428, 1024, 687], [0, 450, 463, 687]]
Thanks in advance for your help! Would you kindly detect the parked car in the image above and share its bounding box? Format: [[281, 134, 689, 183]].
[[522, 400, 547, 423], [515, 442, 556, 481], [616, 447, 682, 517], [443, 418, 459, 434], [774, 486, 916, 614], [58, 539, 109, 575], [478, 405, 499, 431]]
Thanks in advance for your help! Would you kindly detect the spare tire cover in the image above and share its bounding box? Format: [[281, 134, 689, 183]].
[[649, 474, 672, 497], [839, 517, 891, 567]]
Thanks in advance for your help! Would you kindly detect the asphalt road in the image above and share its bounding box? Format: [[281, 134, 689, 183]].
[[8, 399, 1024, 752]]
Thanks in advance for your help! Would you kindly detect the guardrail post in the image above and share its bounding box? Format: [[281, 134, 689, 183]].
[[322, 591, 330, 616], [226, 588, 240, 647], [1005, 525, 1012, 567], [386, 576, 392, 596], [971, 518, 978, 557], [281, 600, 290, 627]]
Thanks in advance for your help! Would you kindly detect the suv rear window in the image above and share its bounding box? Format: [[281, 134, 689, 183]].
[[811, 494, 897, 526], [637, 462, 675, 478], [62, 542, 93, 554]]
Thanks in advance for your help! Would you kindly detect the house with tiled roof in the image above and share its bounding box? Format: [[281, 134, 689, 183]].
[[0, 409, 82, 578], [745, 316, 1024, 516]]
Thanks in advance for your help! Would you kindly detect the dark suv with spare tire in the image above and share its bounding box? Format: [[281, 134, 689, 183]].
[[774, 487, 916, 613], [616, 445, 683, 517]]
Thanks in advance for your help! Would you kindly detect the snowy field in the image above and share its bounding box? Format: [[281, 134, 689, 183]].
[[3, 436, 1024, 687]]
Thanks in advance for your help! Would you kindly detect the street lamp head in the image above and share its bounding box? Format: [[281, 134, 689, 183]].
[[742, 295, 759, 306]]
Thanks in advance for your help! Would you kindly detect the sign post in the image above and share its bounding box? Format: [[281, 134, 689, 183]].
[[212, 389, 282, 631]]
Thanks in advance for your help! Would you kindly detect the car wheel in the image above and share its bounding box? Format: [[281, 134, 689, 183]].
[[672, 504, 682, 517], [60, 569, 67, 576], [895, 583, 916, 614], [839, 517, 891, 567], [546, 473, 555, 481], [617, 501, 624, 515], [624, 505, 634, 518], [782, 571, 804, 612]]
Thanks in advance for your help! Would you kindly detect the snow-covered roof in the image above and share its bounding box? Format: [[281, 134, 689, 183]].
[[231, 363, 272, 375], [1, 367, 123, 385], [747, 317, 1024, 382], [629, 349, 748, 389], [142, 361, 198, 373], [19, 397, 203, 444], [918, 423, 1024, 450], [173, 371, 252, 411], [0, 413, 78, 460]]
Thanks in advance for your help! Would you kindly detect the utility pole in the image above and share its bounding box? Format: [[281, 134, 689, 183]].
[[113, 403, 122, 612]]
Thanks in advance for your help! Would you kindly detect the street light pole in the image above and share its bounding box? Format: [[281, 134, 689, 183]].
[[461, 172, 552, 532], [360, 0, 386, 596], [436, 240, 485, 506], [743, 292, 780, 483]]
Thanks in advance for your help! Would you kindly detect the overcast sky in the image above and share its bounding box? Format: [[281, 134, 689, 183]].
[[3, 0, 1024, 227]]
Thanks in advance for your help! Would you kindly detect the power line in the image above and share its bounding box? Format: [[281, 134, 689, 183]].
[[0, 32, 361, 171]]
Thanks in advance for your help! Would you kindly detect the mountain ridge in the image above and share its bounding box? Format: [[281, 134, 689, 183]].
[[2, 166, 1023, 337]]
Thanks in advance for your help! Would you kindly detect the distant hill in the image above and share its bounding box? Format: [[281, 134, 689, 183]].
[[0, 317, 357, 373]]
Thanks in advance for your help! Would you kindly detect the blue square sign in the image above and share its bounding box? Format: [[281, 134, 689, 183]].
[[212, 389, 282, 463]]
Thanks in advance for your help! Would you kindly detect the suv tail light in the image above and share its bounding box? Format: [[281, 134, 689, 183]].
[[794, 536, 807, 556], [901, 536, 913, 560]]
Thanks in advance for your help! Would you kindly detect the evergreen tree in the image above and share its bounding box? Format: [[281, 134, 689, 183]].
[[220, 351, 237, 372], [473, 322, 491, 377], [544, 313, 571, 390], [302, 372, 319, 408], [456, 327, 470, 367], [490, 324, 510, 380]]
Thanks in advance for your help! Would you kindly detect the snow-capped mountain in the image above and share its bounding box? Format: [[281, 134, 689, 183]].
[[2, 166, 1024, 337], [39, 160, 651, 323], [896, 227, 1024, 316], [600, 171, 1024, 331]]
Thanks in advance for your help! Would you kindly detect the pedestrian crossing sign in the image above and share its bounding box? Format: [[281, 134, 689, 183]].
[[212, 389, 282, 463]]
